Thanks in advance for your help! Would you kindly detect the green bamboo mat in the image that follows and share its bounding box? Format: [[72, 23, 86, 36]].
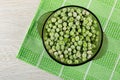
[[17, 0, 120, 80]]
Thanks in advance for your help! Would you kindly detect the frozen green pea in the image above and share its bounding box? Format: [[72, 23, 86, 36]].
[[66, 30, 69, 34], [58, 24, 62, 28], [71, 45, 75, 49], [87, 22, 92, 26], [58, 19, 62, 23], [82, 27, 86, 33], [86, 26, 90, 30], [59, 36, 63, 40], [69, 17, 74, 22], [82, 52, 87, 58], [74, 42, 78, 46], [51, 18, 56, 22], [75, 36, 79, 41], [69, 56, 73, 60], [67, 60, 72, 64], [86, 36, 90, 41], [60, 58, 65, 62], [54, 33, 59, 38], [62, 16, 67, 21], [87, 51, 93, 55], [83, 47, 87, 51], [87, 54, 92, 59], [68, 22, 73, 26], [78, 41, 82, 45], [76, 52, 81, 58], [75, 21, 80, 26], [76, 16, 80, 20], [68, 48, 72, 52], [53, 26, 57, 29], [61, 45, 64, 50], [68, 52, 72, 55], [83, 41, 87, 47], [63, 26, 67, 30], [52, 46, 56, 51], [61, 12, 65, 17], [86, 11, 89, 15], [74, 60, 79, 64], [96, 31, 99, 35], [51, 29, 55, 32], [55, 22, 58, 25], [95, 38, 99, 42], [65, 54, 68, 58], [62, 8, 67, 12], [73, 49, 76, 53], [77, 46, 81, 50], [60, 31, 64, 36], [88, 32, 92, 37], [71, 38, 75, 42], [56, 10, 61, 15], [50, 41, 53, 46], [70, 31, 74, 36], [64, 50, 68, 54], [56, 28, 59, 32], [73, 12, 77, 17], [76, 8, 81, 14], [56, 45, 60, 50], [47, 28, 51, 32], [68, 12, 72, 16], [64, 34, 69, 38], [63, 22, 67, 27], [70, 8, 74, 12], [49, 49, 53, 54], [78, 28, 81, 33], [92, 44, 96, 49], [54, 52, 58, 56], [49, 24, 52, 27], [59, 54, 64, 58], [82, 57, 87, 61]]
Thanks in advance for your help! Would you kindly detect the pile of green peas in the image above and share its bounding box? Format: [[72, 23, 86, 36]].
[[43, 7, 100, 65]]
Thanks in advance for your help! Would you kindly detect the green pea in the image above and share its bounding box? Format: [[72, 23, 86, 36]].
[[67, 60, 72, 64], [73, 12, 77, 17], [71, 45, 75, 49], [74, 60, 79, 64], [59, 54, 64, 58], [78, 41, 82, 45], [75, 36, 79, 41], [68, 48, 72, 52], [68, 12, 72, 16], [73, 49, 77, 53], [70, 31, 74, 36], [54, 52, 58, 56], [77, 46, 81, 50], [87, 51, 93, 55], [82, 52, 87, 58], [60, 31, 64, 36], [63, 22, 67, 27], [51, 18, 56, 22], [58, 19, 62, 23], [76, 16, 81, 20]]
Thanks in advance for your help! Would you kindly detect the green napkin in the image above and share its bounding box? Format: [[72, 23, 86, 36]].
[[17, 0, 120, 80]]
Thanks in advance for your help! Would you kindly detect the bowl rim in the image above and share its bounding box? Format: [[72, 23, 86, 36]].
[[41, 5, 103, 66]]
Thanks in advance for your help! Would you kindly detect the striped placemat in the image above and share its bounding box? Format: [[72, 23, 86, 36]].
[[17, 0, 120, 80]]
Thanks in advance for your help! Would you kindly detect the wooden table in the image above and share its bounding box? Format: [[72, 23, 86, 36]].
[[0, 0, 60, 80]]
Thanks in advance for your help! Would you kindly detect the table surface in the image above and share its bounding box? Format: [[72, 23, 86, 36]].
[[0, 0, 61, 80]]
